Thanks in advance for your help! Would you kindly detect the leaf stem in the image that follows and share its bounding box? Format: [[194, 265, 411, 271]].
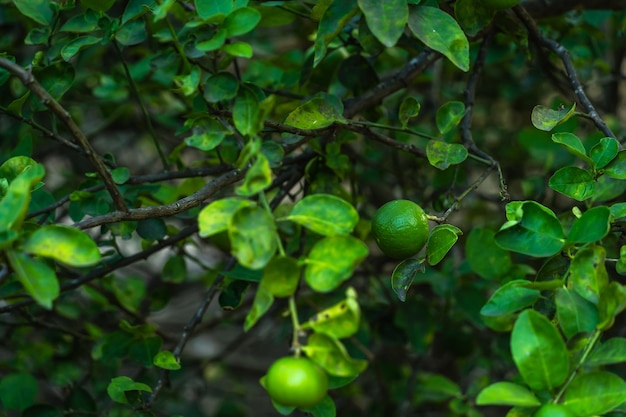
[[554, 329, 601, 403]]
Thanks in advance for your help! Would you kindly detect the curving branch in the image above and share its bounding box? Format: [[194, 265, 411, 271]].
[[0, 57, 128, 211]]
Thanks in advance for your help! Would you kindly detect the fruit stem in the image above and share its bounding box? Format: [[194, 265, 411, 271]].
[[288, 295, 302, 356]]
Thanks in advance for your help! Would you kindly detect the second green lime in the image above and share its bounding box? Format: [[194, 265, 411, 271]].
[[372, 199, 429, 259]]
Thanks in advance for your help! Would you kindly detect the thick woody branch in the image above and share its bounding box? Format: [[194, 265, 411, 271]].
[[0, 57, 128, 211]]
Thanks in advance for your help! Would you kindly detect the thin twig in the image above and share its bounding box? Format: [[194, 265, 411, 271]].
[[0, 57, 128, 211]]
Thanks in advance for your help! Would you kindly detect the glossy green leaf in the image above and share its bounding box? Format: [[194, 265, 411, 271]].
[[60, 10, 99, 33], [495, 201, 564, 257], [313, 0, 359, 66], [511, 309, 569, 391], [467, 228, 512, 279], [235, 136, 262, 168], [587, 338, 626, 367], [531, 103, 576, 131], [7, 250, 59, 310], [233, 85, 262, 136], [198, 197, 255, 237], [302, 332, 367, 377], [569, 245, 608, 305], [304, 235, 369, 292], [597, 282, 626, 331], [610, 202, 626, 219], [427, 224, 462, 265], [0, 373, 39, 411], [195, 0, 231, 20], [426, 141, 468, 170], [223, 7, 261, 37], [260, 256, 300, 298], [113, 276, 146, 313], [605, 150, 626, 180], [284, 96, 345, 129], [551, 132, 589, 162], [162, 255, 187, 283], [284, 194, 358, 236], [223, 42, 253, 58], [0, 163, 45, 232], [590, 137, 619, 169], [22, 225, 101, 267], [454, 0, 495, 37], [174, 67, 201, 96], [196, 29, 227, 51], [436, 101, 466, 134], [480, 280, 541, 318], [137, 218, 167, 241], [151, 0, 175, 21], [115, 19, 147, 46], [122, 0, 155, 24], [562, 371, 626, 417], [303, 287, 360, 339], [357, 0, 408, 47], [111, 167, 130, 184], [244, 283, 274, 331], [0, 156, 39, 183], [567, 206, 610, 244], [235, 154, 272, 196], [203, 72, 239, 103], [408, 6, 469, 72], [555, 288, 599, 339], [60, 36, 101, 62], [184, 116, 229, 151], [399, 96, 420, 129], [391, 258, 425, 302], [229, 206, 278, 270], [13, 0, 53, 25], [476, 382, 541, 407], [548, 167, 595, 201], [107, 376, 152, 404], [153, 350, 181, 370]]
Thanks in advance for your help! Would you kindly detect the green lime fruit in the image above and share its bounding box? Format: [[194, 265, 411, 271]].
[[481, 0, 520, 10], [264, 356, 328, 408], [533, 404, 576, 417], [371, 199, 429, 259]]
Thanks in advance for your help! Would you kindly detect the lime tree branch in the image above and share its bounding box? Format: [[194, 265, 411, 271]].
[[0, 57, 128, 212], [73, 168, 245, 229], [345, 124, 427, 158], [514, 5, 615, 139]]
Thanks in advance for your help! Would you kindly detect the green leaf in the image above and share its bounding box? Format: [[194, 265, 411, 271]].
[[115, 19, 147, 46], [0, 373, 38, 411], [60, 36, 101, 62], [106, 376, 152, 404], [122, 0, 156, 24], [129, 336, 162, 367], [174, 67, 201, 96], [22, 225, 101, 267], [586, 338, 626, 367], [357, 0, 408, 47], [427, 224, 462, 266], [604, 150, 626, 180], [313, 0, 359, 66], [0, 163, 45, 232], [569, 245, 608, 305], [229, 205, 278, 270], [531, 103, 576, 131], [426, 141, 468, 170], [407, 6, 469, 72], [555, 288, 599, 339], [162, 255, 187, 283], [137, 218, 167, 241], [153, 350, 181, 370], [391, 258, 425, 302], [243, 283, 274, 331], [111, 167, 130, 184], [597, 282, 626, 331], [195, 0, 231, 20], [303, 287, 360, 339], [304, 235, 369, 292], [284, 194, 358, 236], [551, 132, 589, 162], [7, 250, 59, 310], [223, 7, 261, 37], [562, 371, 626, 417], [12, 0, 53, 25], [198, 197, 255, 237], [196, 28, 227, 51], [511, 310, 569, 391], [185, 116, 229, 151], [590, 137, 619, 169], [233, 85, 262, 136], [399, 96, 421, 129], [567, 206, 610, 244], [414, 373, 462, 402], [476, 382, 541, 407], [454, 0, 495, 37], [466, 228, 512, 279], [610, 202, 626, 219], [235, 154, 272, 196], [260, 256, 300, 298], [112, 276, 146, 313], [548, 167, 595, 201], [302, 332, 367, 377], [284, 96, 345, 129], [495, 201, 565, 257], [223, 42, 253, 58], [203, 72, 239, 103], [480, 280, 541, 318], [436, 101, 466, 134]]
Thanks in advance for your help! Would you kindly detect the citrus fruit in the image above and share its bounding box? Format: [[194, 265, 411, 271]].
[[533, 404, 576, 417], [481, 0, 520, 10], [371, 199, 429, 259], [264, 356, 328, 408]]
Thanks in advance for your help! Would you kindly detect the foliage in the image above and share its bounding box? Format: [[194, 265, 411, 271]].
[[0, 1, 626, 417]]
